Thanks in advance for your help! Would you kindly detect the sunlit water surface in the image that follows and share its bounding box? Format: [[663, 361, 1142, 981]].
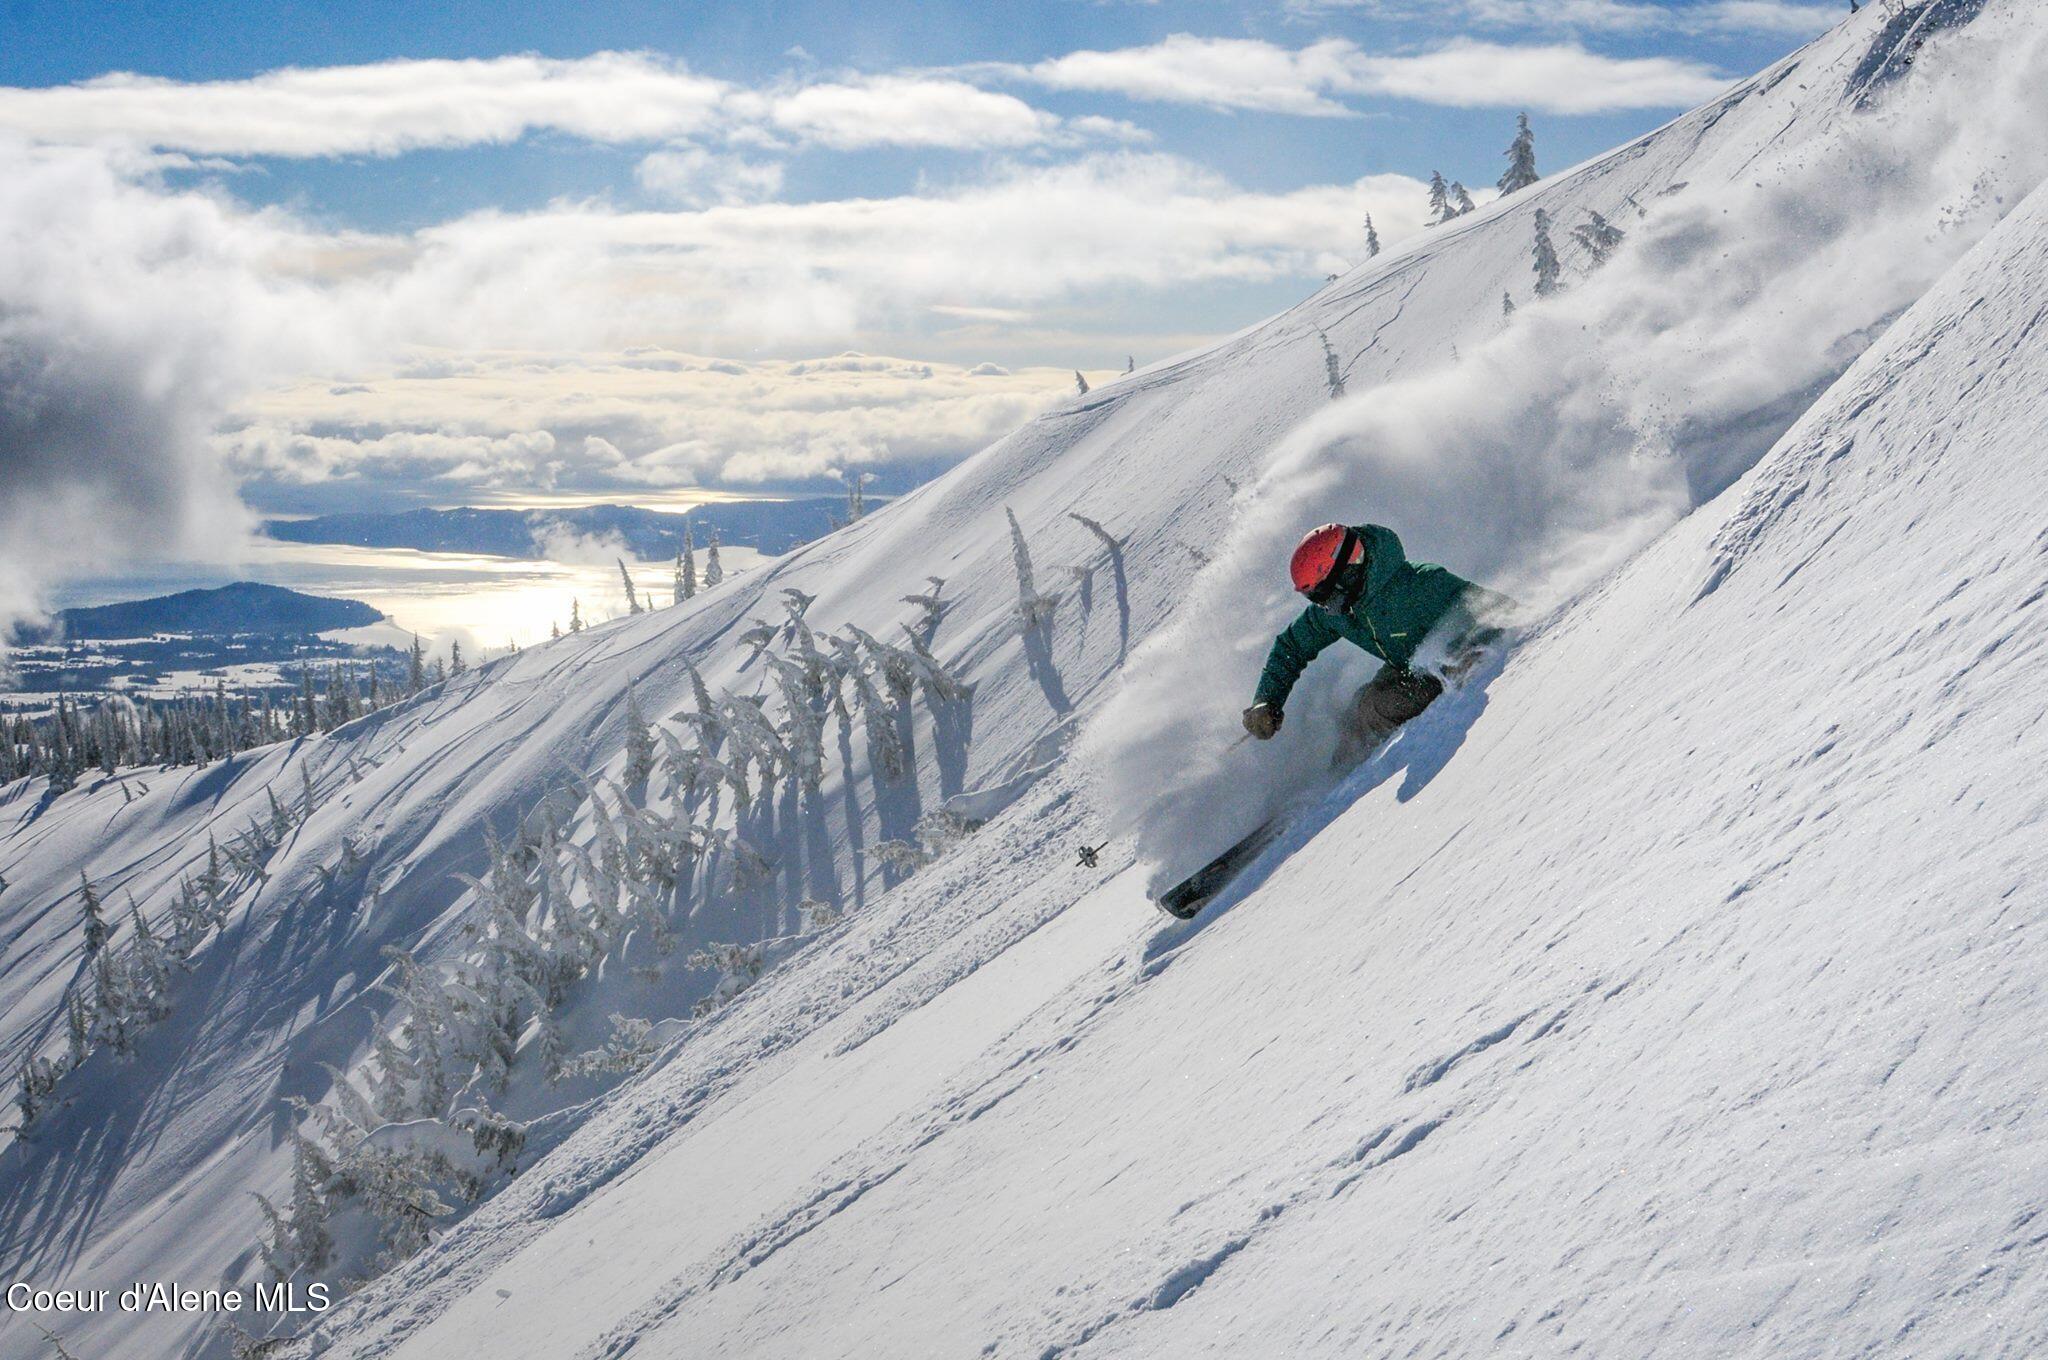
[[48, 538, 767, 655]]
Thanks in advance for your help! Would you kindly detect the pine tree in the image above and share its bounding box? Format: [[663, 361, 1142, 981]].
[[79, 872, 108, 955], [1426, 171, 1451, 226], [550, 620, 561, 640], [449, 640, 467, 676], [286, 1129, 335, 1272], [92, 949, 132, 1056], [1499, 112, 1540, 196], [569, 599, 585, 633], [65, 992, 91, 1068], [1005, 508, 1059, 627], [705, 530, 724, 586], [1503, 291, 1517, 319], [1572, 209, 1627, 268], [1364, 214, 1382, 258], [407, 634, 427, 694], [1124, 355, 1135, 374], [618, 559, 642, 615], [1450, 182, 1477, 217], [842, 469, 871, 522], [1074, 370, 1089, 395], [623, 689, 655, 786], [1319, 332, 1346, 400], [127, 900, 170, 1020], [1532, 208, 1562, 296]]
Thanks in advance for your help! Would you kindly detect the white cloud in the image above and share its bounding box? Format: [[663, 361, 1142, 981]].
[[225, 350, 1082, 488], [0, 57, 1126, 160], [759, 76, 1064, 150], [1, 140, 1428, 613], [1699, 1, 1841, 37], [370, 155, 1429, 353], [1019, 35, 1366, 115], [0, 53, 729, 158], [0, 140, 341, 637], [1294, 0, 1841, 37], [635, 147, 785, 207], [1353, 40, 1732, 113], [996, 34, 1730, 116]]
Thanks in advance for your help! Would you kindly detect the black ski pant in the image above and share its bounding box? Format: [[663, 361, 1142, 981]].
[[1338, 664, 1444, 762]]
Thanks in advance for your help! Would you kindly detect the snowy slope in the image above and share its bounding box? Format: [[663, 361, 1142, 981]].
[[3, 3, 2046, 1357], [316, 131, 2048, 1360]]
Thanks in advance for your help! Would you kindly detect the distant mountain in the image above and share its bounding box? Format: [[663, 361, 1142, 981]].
[[16, 581, 383, 641], [262, 500, 855, 561]]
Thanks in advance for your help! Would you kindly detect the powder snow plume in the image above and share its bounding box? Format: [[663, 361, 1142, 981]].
[[1090, 3, 2048, 891]]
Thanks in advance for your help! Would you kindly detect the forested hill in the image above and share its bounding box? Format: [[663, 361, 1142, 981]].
[[12, 581, 381, 641]]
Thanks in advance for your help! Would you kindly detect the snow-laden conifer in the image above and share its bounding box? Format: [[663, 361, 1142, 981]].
[[1498, 112, 1539, 195]]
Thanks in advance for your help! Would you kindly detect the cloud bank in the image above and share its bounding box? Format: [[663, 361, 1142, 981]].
[[0, 34, 1746, 166], [0, 141, 342, 638], [224, 350, 1082, 494], [1005, 35, 1733, 115]]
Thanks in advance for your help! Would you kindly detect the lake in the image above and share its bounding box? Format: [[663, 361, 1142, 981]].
[[46, 537, 769, 656]]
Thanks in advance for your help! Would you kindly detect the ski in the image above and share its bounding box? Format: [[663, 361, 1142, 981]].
[[1154, 818, 1285, 919]]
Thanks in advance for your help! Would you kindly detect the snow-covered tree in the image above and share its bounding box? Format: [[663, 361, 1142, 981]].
[[1426, 171, 1451, 225], [1005, 508, 1059, 628], [449, 641, 467, 677], [677, 523, 698, 602], [1068, 512, 1121, 555], [1572, 209, 1627, 268], [127, 900, 171, 1020], [705, 529, 724, 586], [569, 599, 584, 634], [1320, 331, 1346, 399], [1450, 182, 1477, 217], [79, 872, 108, 955], [1503, 292, 1517, 319], [1499, 112, 1540, 196], [841, 469, 873, 522], [618, 559, 643, 615], [1364, 213, 1381, 258], [845, 662, 906, 780], [738, 617, 779, 664], [1532, 208, 1563, 297], [623, 689, 656, 786], [15, 1055, 64, 1130], [689, 943, 766, 1016], [902, 577, 946, 633], [564, 1014, 661, 1077]]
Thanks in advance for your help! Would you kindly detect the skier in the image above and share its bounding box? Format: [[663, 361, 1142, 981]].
[[1242, 523, 1503, 760]]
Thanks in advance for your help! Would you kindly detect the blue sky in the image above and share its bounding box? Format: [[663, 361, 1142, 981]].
[[2, 0, 1833, 231], [0, 0, 1845, 569]]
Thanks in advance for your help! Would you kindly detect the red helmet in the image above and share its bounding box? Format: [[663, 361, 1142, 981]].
[[1289, 524, 1362, 597]]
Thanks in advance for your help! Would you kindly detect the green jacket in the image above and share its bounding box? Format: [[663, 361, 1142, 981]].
[[1255, 524, 1473, 709]]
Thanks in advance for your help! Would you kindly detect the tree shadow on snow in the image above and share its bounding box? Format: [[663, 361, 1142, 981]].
[[1021, 617, 1071, 717]]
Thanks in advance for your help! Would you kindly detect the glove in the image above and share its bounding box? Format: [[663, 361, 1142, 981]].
[[1242, 703, 1283, 740]]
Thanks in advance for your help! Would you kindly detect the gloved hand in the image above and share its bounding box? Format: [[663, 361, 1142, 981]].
[[1242, 703, 1283, 740]]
